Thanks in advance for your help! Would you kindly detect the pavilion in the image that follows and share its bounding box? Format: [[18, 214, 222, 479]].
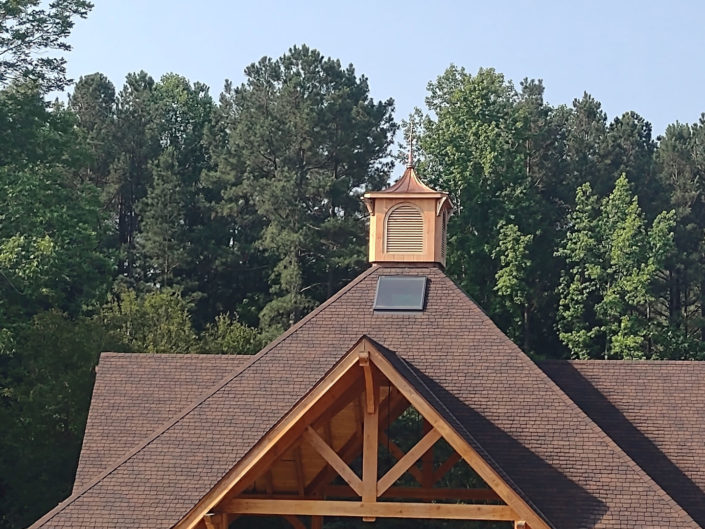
[[30, 161, 705, 529]]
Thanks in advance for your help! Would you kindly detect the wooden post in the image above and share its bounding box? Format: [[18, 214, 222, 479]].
[[361, 376, 378, 521], [295, 445, 305, 496], [311, 515, 323, 529]]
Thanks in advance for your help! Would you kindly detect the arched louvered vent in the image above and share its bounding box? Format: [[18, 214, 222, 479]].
[[441, 210, 447, 260], [385, 203, 424, 253]]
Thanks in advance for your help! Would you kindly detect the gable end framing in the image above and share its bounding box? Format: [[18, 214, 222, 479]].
[[175, 337, 551, 529]]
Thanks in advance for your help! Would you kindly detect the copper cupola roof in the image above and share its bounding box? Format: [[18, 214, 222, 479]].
[[377, 165, 439, 195]]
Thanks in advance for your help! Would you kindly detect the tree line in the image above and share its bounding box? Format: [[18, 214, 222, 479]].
[[2, 2, 705, 528], [417, 67, 705, 361]]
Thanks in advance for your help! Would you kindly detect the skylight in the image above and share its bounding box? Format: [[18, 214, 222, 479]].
[[373, 276, 428, 311]]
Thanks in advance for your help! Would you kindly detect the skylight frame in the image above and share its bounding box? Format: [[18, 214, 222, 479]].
[[373, 275, 428, 312]]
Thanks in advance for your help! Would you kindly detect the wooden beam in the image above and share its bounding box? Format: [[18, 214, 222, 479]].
[[218, 513, 229, 529], [358, 351, 375, 414], [283, 515, 307, 529], [515, 522, 527, 529], [361, 381, 378, 521], [294, 446, 305, 496], [377, 429, 441, 496], [421, 419, 434, 488], [220, 499, 517, 521], [305, 432, 361, 495], [367, 346, 551, 529], [303, 427, 362, 496], [311, 516, 323, 529], [175, 345, 364, 529], [378, 431, 423, 484], [433, 452, 462, 485], [323, 485, 501, 502]]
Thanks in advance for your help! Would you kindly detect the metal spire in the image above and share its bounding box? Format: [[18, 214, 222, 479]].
[[407, 120, 415, 168]]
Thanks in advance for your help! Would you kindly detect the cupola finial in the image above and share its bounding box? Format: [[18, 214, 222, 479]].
[[407, 120, 415, 168]]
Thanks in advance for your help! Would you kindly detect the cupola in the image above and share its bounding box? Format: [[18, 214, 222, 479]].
[[363, 155, 453, 267]]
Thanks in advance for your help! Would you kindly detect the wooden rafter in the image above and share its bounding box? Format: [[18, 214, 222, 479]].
[[175, 344, 364, 529], [218, 499, 517, 521]]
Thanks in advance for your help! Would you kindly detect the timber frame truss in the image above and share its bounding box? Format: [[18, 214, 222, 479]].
[[177, 337, 549, 529]]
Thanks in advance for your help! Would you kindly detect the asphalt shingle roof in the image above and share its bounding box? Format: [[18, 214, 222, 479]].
[[31, 264, 701, 529], [74, 353, 250, 491], [541, 360, 705, 527]]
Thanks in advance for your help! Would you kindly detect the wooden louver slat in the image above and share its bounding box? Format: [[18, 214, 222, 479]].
[[386, 204, 423, 253]]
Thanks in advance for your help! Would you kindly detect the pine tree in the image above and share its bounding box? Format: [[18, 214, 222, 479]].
[[137, 151, 189, 288], [564, 93, 608, 196], [69, 73, 117, 189], [213, 45, 396, 332], [108, 71, 159, 280]]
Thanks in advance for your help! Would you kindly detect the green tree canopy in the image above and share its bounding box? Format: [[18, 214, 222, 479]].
[[0, 0, 92, 92], [557, 175, 676, 359], [212, 45, 396, 331]]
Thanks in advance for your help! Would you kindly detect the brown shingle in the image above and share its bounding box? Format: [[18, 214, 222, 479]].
[[74, 353, 250, 491], [541, 360, 705, 527], [31, 264, 700, 528]]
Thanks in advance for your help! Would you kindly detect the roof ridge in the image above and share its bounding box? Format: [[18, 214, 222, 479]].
[[30, 266, 379, 529], [99, 352, 251, 359], [544, 359, 705, 366]]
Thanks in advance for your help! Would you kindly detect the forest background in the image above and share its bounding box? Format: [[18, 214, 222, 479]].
[[2, 2, 705, 528]]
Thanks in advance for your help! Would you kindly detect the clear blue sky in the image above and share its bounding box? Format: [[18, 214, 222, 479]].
[[65, 0, 704, 141]]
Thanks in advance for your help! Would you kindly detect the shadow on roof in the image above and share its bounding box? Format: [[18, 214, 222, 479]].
[[541, 362, 705, 527], [407, 362, 608, 529]]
